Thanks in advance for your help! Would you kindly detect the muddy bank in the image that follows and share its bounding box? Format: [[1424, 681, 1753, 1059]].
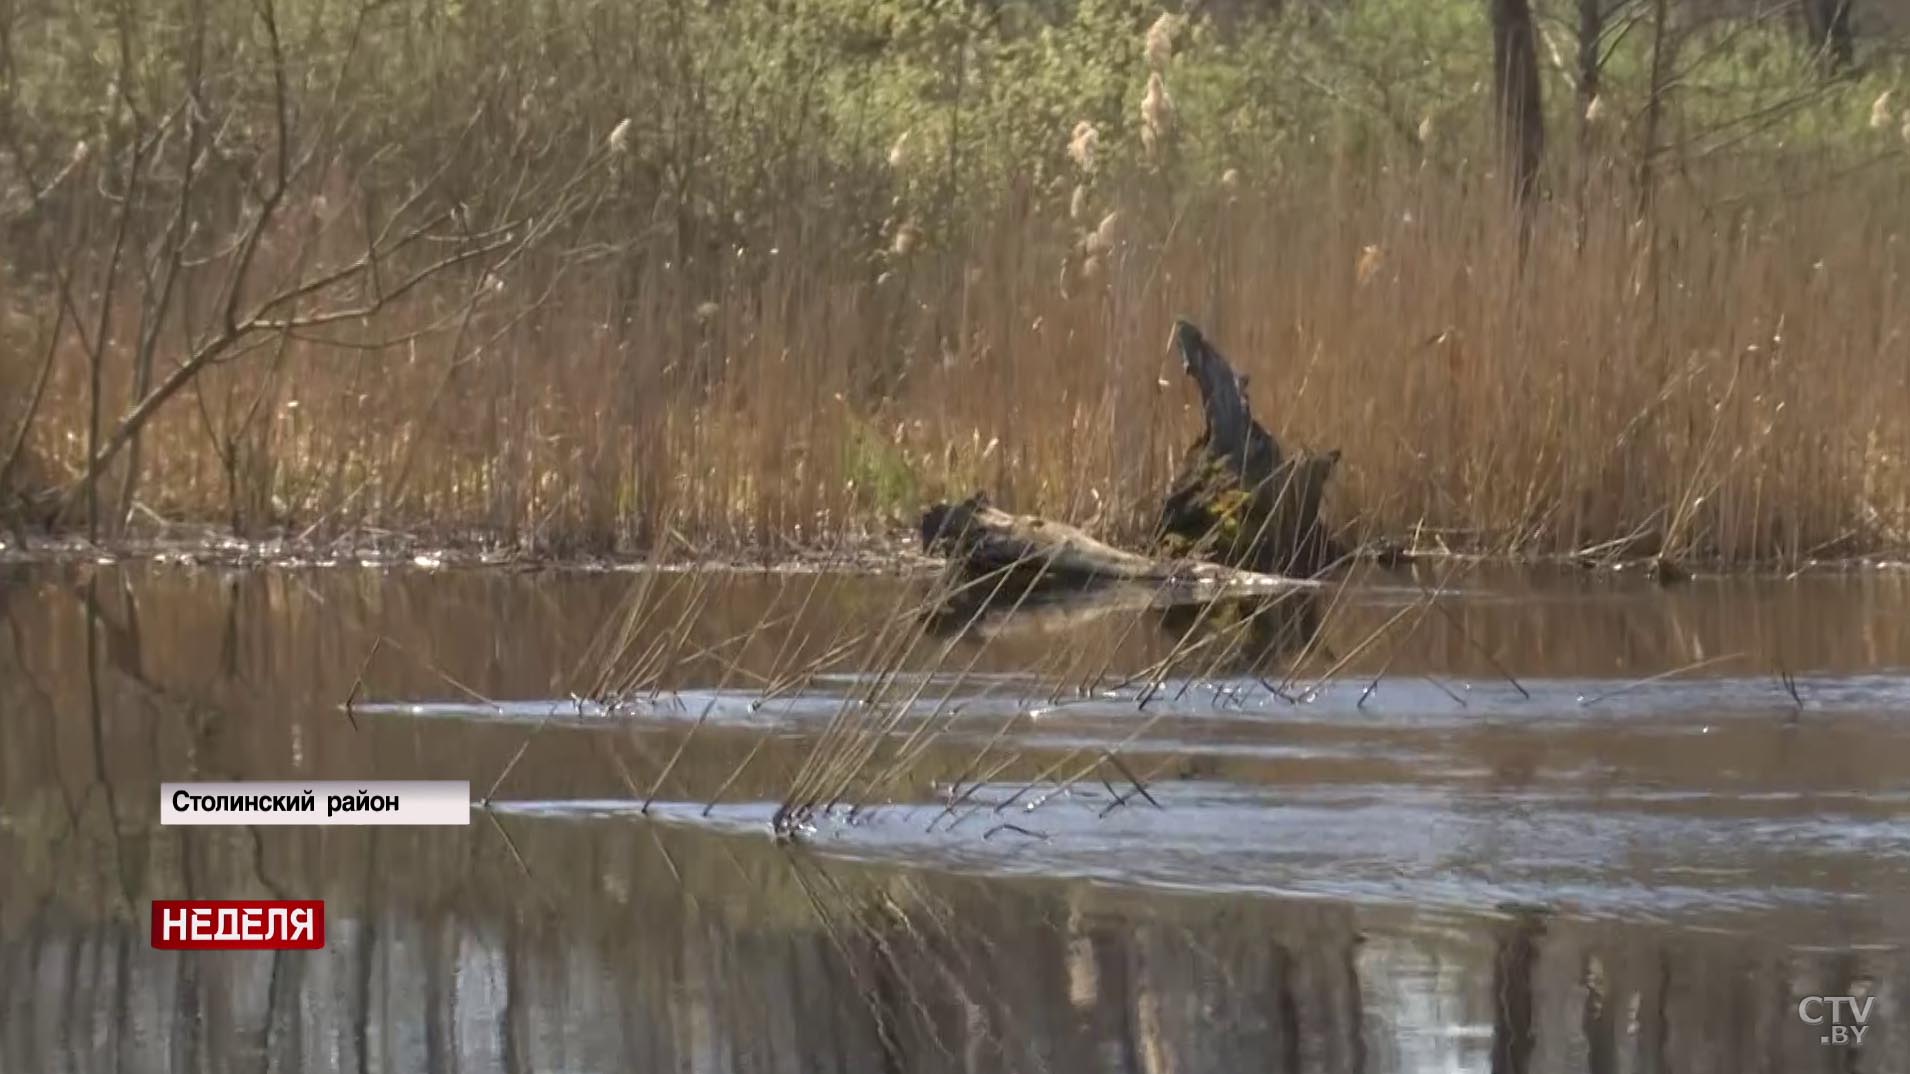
[[0, 527, 939, 574], [4, 526, 1907, 578]]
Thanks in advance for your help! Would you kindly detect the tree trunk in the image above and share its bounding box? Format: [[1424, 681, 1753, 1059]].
[[1573, 0, 1608, 249], [1801, 0, 1855, 76], [1576, 0, 1603, 127], [1489, 0, 1546, 208], [1636, 0, 1672, 219]]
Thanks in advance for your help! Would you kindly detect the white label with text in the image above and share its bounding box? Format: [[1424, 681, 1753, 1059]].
[[160, 781, 470, 825]]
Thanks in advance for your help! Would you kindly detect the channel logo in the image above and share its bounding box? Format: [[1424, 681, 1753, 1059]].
[[150, 900, 325, 950]]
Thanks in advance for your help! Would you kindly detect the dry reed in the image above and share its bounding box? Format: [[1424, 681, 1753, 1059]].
[[4, 3, 1907, 567], [11, 153, 1906, 565]]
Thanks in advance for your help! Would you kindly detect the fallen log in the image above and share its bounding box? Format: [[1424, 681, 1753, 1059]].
[[918, 494, 1316, 594], [917, 496, 1328, 669]]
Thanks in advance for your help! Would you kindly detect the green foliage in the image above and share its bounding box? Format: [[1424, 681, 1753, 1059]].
[[1593, 7, 1906, 155], [841, 414, 919, 518], [5, 0, 1902, 248]]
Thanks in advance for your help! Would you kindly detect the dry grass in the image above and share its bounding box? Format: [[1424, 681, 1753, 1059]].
[[5, 1, 1908, 566], [8, 147, 1907, 565]]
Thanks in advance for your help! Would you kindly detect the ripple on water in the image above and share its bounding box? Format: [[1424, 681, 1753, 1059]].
[[490, 773, 1910, 937], [352, 670, 1910, 730]]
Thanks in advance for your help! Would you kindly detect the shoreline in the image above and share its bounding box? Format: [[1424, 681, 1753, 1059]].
[[4, 525, 1905, 578]]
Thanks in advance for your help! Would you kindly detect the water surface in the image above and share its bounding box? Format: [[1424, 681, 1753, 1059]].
[[3, 561, 1908, 1072]]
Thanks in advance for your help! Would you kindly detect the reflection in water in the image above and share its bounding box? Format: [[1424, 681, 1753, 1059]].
[[3, 817, 1902, 1074], [1489, 905, 1544, 1074], [2, 562, 1908, 1071], [1154, 589, 1324, 672], [924, 577, 1326, 675]]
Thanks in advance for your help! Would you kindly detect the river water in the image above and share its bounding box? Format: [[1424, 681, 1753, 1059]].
[[2, 559, 1907, 1072]]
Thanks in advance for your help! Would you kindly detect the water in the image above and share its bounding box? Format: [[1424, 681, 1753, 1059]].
[[3, 559, 1909, 1072]]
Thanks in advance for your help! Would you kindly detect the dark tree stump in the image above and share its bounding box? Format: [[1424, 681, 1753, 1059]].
[[1155, 320, 1343, 577], [918, 320, 1343, 595]]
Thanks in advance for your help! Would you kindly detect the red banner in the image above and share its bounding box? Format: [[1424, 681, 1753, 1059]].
[[149, 900, 326, 950]]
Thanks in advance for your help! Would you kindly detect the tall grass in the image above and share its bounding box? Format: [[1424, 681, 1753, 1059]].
[[2, 0, 1907, 564]]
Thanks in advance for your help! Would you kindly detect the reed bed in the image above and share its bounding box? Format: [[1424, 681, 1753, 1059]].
[[11, 165, 1908, 564], [3, 0, 1907, 565]]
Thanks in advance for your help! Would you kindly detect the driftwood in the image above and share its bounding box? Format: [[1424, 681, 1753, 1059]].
[[919, 496, 1312, 594], [919, 319, 1343, 595], [918, 493, 1327, 670]]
